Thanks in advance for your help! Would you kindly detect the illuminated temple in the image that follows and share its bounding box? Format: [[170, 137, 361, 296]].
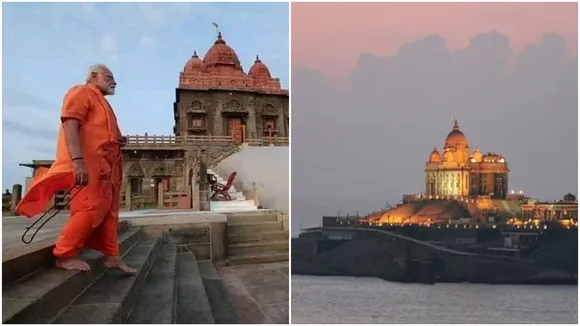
[[425, 120, 509, 200]]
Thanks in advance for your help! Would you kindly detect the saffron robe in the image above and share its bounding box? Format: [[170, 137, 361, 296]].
[[16, 84, 123, 258]]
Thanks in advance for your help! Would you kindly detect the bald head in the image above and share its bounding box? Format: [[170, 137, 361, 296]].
[[86, 64, 117, 96]]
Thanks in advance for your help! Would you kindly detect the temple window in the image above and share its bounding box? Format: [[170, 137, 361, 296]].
[[263, 118, 276, 136], [187, 113, 205, 129]]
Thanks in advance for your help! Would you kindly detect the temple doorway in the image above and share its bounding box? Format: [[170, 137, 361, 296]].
[[153, 177, 163, 206], [129, 178, 141, 196], [225, 115, 247, 144]]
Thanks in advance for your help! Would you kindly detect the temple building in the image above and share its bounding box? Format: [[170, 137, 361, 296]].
[[19, 32, 289, 211], [521, 193, 578, 224], [425, 120, 509, 199], [176, 32, 289, 141]]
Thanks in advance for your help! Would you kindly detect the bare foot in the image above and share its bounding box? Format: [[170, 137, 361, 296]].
[[103, 256, 137, 275], [55, 258, 91, 272]]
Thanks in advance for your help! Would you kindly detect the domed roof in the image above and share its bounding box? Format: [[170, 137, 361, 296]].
[[429, 147, 441, 162], [444, 120, 468, 148], [202, 32, 242, 73], [248, 55, 271, 78], [482, 153, 506, 163], [564, 193, 576, 202], [442, 149, 454, 162], [183, 50, 204, 73], [471, 148, 483, 162]]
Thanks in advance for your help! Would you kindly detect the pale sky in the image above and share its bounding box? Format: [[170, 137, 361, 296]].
[[291, 2, 578, 233], [293, 2, 577, 84]]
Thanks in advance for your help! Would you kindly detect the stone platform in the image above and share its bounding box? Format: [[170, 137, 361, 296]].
[[2, 209, 227, 251], [2, 208, 289, 324]]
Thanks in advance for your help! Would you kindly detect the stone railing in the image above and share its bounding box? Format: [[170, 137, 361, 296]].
[[246, 137, 289, 146], [124, 134, 289, 148], [125, 135, 235, 147], [209, 145, 241, 168]]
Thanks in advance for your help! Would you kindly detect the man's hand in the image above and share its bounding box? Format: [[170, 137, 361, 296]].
[[72, 159, 89, 186], [118, 136, 128, 147]]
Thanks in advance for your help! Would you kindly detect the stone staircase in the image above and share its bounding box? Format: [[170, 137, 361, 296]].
[[207, 168, 259, 212], [225, 211, 289, 265], [2, 225, 240, 324]]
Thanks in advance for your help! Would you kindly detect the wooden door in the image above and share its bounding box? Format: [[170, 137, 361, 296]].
[[228, 118, 243, 144]]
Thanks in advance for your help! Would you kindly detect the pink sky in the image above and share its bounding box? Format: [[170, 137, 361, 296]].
[[292, 2, 578, 83]]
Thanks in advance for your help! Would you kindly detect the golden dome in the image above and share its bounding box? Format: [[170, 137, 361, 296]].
[[429, 147, 441, 162], [442, 149, 454, 162], [482, 153, 505, 163], [470, 148, 483, 162], [444, 120, 468, 149]]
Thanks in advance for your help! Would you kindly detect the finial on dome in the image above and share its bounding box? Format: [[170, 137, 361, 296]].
[[453, 118, 459, 130], [215, 32, 225, 44], [433, 147, 438, 152], [192, 50, 198, 58], [255, 54, 261, 62]]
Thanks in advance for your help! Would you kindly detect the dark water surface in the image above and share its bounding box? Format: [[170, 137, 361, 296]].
[[291, 275, 578, 324]]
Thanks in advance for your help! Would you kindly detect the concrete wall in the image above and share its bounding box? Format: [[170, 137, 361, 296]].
[[217, 144, 289, 214]]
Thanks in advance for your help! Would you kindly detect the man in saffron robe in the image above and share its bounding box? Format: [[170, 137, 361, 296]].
[[15, 64, 136, 273]]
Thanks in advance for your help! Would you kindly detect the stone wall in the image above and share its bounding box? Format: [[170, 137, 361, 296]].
[[175, 89, 289, 138]]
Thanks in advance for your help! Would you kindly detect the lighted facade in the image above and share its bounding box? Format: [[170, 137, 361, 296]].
[[425, 120, 509, 199], [521, 193, 578, 222]]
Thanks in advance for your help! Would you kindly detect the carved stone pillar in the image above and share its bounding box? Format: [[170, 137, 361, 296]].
[[125, 185, 132, 211], [157, 181, 164, 209], [246, 110, 257, 141], [142, 178, 154, 206], [11, 184, 22, 215], [277, 111, 285, 138], [199, 150, 210, 211], [213, 101, 224, 136]]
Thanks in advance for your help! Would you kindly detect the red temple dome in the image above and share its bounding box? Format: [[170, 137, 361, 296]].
[[248, 55, 271, 79], [202, 32, 242, 73], [183, 50, 204, 73]]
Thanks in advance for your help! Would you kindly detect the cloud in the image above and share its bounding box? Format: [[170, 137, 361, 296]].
[[100, 33, 119, 63], [3, 89, 59, 111], [3, 119, 58, 140], [292, 31, 577, 230], [27, 145, 57, 156], [138, 3, 167, 27]]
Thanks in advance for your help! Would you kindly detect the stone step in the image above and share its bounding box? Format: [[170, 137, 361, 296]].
[[211, 200, 256, 207], [228, 240, 289, 256], [126, 245, 177, 324], [226, 212, 279, 224], [198, 260, 240, 323], [52, 237, 161, 323], [211, 207, 259, 213], [228, 231, 289, 244], [2, 228, 143, 324], [174, 246, 215, 324], [227, 221, 284, 235], [226, 251, 289, 266], [210, 204, 257, 210], [3, 220, 131, 286]]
